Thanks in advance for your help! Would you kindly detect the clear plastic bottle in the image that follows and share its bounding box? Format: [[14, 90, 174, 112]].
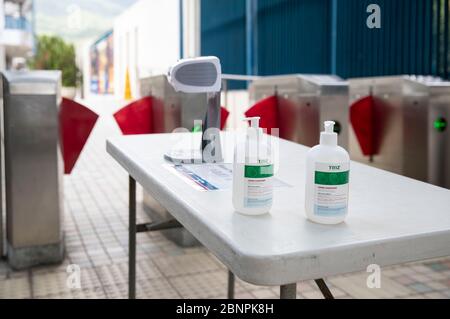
[[232, 117, 273, 215], [305, 121, 350, 224]]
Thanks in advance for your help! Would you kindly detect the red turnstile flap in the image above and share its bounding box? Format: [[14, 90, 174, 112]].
[[350, 95, 377, 156], [220, 106, 229, 130], [244, 95, 278, 134], [60, 98, 99, 174], [114, 96, 153, 135]]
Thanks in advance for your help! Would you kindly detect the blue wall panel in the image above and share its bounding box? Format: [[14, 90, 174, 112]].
[[201, 0, 246, 88], [257, 0, 331, 75], [334, 0, 435, 79], [200, 0, 450, 81]]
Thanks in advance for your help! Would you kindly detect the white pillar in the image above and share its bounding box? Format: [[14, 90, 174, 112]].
[[0, 0, 6, 71], [182, 0, 201, 58]]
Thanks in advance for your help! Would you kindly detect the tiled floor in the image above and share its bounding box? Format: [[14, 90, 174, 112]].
[[0, 95, 449, 299]]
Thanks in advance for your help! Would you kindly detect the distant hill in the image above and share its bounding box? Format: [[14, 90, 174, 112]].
[[35, 0, 137, 46]]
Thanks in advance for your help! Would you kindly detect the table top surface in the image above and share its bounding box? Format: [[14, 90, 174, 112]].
[[107, 132, 450, 286]]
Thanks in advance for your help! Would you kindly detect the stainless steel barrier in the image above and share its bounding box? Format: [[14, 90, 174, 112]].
[[2, 71, 64, 269], [249, 74, 349, 149], [349, 75, 450, 189]]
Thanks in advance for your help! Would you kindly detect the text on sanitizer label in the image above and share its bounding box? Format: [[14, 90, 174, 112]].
[[314, 162, 349, 217], [244, 164, 273, 207]]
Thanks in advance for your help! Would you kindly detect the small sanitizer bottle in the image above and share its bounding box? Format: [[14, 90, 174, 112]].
[[305, 121, 350, 224], [233, 117, 273, 215]]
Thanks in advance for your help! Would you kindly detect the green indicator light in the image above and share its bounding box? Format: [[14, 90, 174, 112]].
[[434, 117, 447, 132], [192, 124, 202, 132]]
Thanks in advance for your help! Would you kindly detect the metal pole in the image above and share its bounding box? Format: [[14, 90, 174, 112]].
[[246, 0, 258, 76], [129, 176, 136, 299], [227, 270, 235, 299], [280, 283, 297, 299], [314, 279, 335, 299], [202, 92, 223, 163], [330, 0, 338, 75]]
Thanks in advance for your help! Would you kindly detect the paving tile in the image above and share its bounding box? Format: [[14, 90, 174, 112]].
[[169, 270, 245, 299], [6, 269, 29, 279], [329, 286, 349, 298], [302, 290, 327, 299], [412, 274, 433, 283], [234, 291, 256, 299], [411, 264, 433, 274], [250, 288, 278, 299], [426, 271, 448, 281], [381, 268, 402, 277], [104, 277, 180, 299], [403, 294, 426, 299], [36, 287, 106, 299], [422, 292, 447, 299], [425, 262, 449, 272], [426, 281, 448, 291], [31, 261, 73, 276], [408, 283, 433, 294], [297, 280, 316, 292], [235, 277, 270, 292], [392, 275, 415, 286], [95, 260, 161, 286], [32, 268, 102, 297], [153, 252, 221, 277], [0, 277, 31, 298], [330, 273, 412, 298]]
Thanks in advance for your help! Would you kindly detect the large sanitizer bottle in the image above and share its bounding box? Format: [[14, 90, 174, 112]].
[[233, 117, 273, 215], [305, 121, 350, 224]]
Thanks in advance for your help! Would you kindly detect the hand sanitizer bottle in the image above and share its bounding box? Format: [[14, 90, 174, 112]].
[[233, 117, 273, 215], [305, 121, 350, 224]]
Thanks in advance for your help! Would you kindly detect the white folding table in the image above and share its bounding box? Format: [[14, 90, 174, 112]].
[[106, 132, 450, 299]]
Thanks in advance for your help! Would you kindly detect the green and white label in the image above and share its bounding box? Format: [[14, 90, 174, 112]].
[[314, 162, 349, 217], [244, 164, 273, 208]]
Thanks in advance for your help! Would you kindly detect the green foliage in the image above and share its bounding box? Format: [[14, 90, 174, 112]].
[[28, 35, 78, 87]]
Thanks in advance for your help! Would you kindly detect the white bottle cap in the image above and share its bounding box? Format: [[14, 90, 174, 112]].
[[320, 121, 337, 146]]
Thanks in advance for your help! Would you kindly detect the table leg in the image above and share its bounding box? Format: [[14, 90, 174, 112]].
[[314, 279, 334, 299], [280, 283, 297, 299], [129, 176, 136, 299], [227, 270, 235, 299]]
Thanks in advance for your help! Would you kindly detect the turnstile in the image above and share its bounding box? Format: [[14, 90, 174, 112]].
[[349, 76, 450, 189], [140, 74, 209, 246], [2, 71, 64, 269], [248, 74, 349, 149]]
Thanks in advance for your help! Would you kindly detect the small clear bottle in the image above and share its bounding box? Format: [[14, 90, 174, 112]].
[[232, 117, 273, 215]]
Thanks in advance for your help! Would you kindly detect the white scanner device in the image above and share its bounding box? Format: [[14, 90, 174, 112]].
[[165, 56, 223, 164]]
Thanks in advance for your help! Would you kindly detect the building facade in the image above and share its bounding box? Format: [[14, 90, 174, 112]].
[[0, 0, 34, 70]]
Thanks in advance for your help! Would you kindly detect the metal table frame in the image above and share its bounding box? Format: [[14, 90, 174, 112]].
[[128, 176, 334, 299]]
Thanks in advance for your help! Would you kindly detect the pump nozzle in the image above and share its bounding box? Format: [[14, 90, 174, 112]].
[[320, 120, 338, 146], [324, 121, 335, 133], [244, 116, 261, 128]]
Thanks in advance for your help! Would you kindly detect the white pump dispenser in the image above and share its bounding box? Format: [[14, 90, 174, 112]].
[[305, 121, 350, 224], [232, 117, 273, 215]]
